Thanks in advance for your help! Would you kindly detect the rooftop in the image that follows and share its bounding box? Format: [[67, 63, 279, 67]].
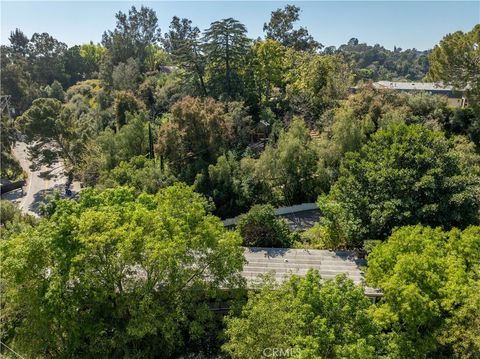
[[242, 247, 382, 298], [243, 247, 365, 284], [373, 81, 455, 92]]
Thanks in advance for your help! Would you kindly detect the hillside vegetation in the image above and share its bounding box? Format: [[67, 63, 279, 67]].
[[1, 5, 479, 358]]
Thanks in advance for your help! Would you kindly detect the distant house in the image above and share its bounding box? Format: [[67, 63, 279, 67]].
[[223, 203, 321, 232], [372, 81, 467, 108]]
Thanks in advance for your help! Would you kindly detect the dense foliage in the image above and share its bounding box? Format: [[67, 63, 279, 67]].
[[367, 225, 480, 358], [428, 24, 480, 113], [1, 185, 244, 357], [323, 123, 480, 245], [224, 270, 380, 358], [330, 38, 430, 81], [1, 3, 479, 357]]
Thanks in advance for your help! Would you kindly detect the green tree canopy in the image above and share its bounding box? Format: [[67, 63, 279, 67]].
[[28, 32, 68, 86], [102, 5, 161, 68], [428, 24, 480, 111], [252, 118, 329, 204], [203, 18, 250, 99], [157, 96, 232, 181], [1, 184, 245, 358], [98, 155, 176, 194], [224, 270, 380, 358], [285, 51, 350, 120], [251, 39, 286, 106], [79, 42, 106, 76], [367, 225, 480, 358], [112, 90, 145, 129], [263, 5, 320, 52], [112, 57, 142, 91], [164, 16, 208, 96], [18, 97, 84, 170], [195, 151, 254, 218], [9, 28, 29, 56], [327, 123, 480, 244]]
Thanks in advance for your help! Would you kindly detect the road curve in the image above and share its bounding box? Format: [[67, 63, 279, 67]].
[[2, 142, 80, 216]]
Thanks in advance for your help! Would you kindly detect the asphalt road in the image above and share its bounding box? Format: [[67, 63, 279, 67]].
[[2, 142, 80, 216]]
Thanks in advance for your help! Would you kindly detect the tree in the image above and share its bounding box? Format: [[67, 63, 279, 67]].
[[196, 152, 252, 218], [18, 98, 81, 170], [153, 72, 194, 114], [28, 32, 68, 85], [253, 118, 327, 204], [224, 270, 380, 358], [0, 88, 23, 180], [99, 155, 176, 194], [300, 195, 356, 250], [438, 281, 480, 359], [366, 225, 480, 358], [0, 47, 37, 114], [237, 204, 294, 247], [251, 39, 286, 106], [348, 37, 359, 46], [112, 112, 150, 164], [163, 16, 195, 54], [0, 201, 36, 241], [63, 45, 90, 86], [263, 5, 320, 52], [88, 111, 152, 174], [102, 5, 161, 68], [1, 184, 245, 358], [329, 106, 373, 155], [157, 96, 231, 181], [285, 52, 350, 120], [112, 57, 142, 91], [203, 18, 250, 99], [327, 123, 480, 244], [164, 16, 208, 96], [335, 39, 429, 81], [143, 44, 170, 72], [79, 42, 106, 76], [222, 101, 254, 151], [112, 90, 145, 129], [41, 80, 66, 101], [428, 24, 480, 111], [339, 83, 409, 130], [9, 28, 29, 57]]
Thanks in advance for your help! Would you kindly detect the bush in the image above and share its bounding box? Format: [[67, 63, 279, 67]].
[[298, 195, 359, 250], [237, 204, 294, 247]]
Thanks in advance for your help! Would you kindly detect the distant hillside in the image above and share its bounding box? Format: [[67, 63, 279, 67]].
[[324, 38, 430, 82]]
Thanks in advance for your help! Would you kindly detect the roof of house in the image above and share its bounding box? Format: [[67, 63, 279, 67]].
[[222, 203, 321, 231], [373, 81, 455, 92], [243, 247, 364, 283], [242, 247, 382, 297]]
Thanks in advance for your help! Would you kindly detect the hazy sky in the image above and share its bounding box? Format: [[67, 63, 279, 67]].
[[1, 1, 479, 50]]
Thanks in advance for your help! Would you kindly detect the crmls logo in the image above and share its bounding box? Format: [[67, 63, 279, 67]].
[[262, 347, 300, 357]]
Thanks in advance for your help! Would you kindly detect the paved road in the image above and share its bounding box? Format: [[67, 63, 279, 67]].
[[2, 142, 80, 216]]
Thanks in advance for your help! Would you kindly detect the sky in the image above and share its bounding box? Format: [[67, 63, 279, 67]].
[[1, 1, 479, 51]]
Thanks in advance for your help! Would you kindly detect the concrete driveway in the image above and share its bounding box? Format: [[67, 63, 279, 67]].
[[2, 142, 80, 216]]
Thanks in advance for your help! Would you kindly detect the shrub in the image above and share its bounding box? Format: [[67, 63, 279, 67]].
[[237, 204, 294, 247]]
